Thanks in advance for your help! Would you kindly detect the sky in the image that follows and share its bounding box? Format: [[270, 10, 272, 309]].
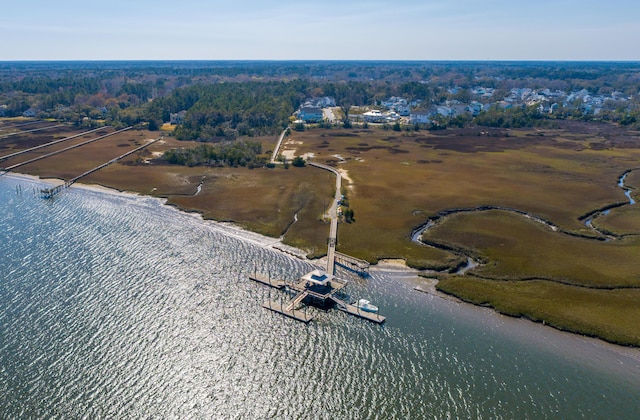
[[1, 0, 639, 61]]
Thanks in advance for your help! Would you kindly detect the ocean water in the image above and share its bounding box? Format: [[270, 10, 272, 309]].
[[1, 176, 639, 419]]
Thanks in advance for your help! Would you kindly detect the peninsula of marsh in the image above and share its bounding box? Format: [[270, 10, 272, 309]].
[[2, 118, 639, 347]]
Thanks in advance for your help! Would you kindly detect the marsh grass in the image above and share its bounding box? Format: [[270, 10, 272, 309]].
[[595, 206, 640, 236], [423, 210, 640, 287], [8, 122, 640, 344], [291, 127, 640, 269], [436, 277, 640, 347]]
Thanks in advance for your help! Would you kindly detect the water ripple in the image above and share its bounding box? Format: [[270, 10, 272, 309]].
[[1, 177, 639, 418]]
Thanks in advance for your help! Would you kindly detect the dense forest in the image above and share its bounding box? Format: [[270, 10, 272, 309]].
[[162, 140, 266, 168], [1, 61, 639, 137], [147, 82, 306, 140]]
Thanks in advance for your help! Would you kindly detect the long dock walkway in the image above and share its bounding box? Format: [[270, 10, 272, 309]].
[[3, 126, 133, 172], [66, 136, 162, 185], [250, 155, 385, 325], [39, 135, 162, 198], [308, 161, 342, 275], [0, 123, 67, 139], [0, 126, 109, 162], [270, 128, 289, 163]]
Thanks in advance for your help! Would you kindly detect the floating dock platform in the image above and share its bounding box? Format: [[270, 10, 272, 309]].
[[262, 299, 313, 323], [250, 270, 385, 324]]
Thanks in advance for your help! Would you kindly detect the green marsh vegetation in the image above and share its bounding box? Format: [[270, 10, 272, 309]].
[[287, 125, 640, 345]]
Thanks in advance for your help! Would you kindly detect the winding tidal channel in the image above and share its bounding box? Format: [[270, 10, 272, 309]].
[[412, 170, 638, 267], [1, 175, 639, 418]]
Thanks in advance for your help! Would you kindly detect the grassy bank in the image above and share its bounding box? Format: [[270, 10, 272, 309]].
[[436, 277, 640, 347]]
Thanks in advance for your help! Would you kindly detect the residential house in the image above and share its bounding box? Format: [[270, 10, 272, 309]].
[[472, 87, 494, 97], [466, 101, 484, 116], [410, 110, 432, 124], [362, 110, 387, 123], [436, 106, 455, 117], [497, 101, 513, 109], [303, 97, 335, 108], [298, 107, 323, 123], [381, 97, 412, 116], [395, 104, 411, 116], [170, 110, 187, 125]]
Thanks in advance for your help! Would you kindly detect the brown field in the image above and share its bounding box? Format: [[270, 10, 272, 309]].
[[595, 207, 640, 235], [5, 119, 640, 346], [0, 119, 53, 134], [0, 124, 87, 152]]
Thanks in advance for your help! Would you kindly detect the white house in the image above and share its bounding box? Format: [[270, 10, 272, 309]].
[[410, 110, 432, 124], [362, 110, 387, 123], [303, 97, 336, 108], [395, 104, 411, 116]]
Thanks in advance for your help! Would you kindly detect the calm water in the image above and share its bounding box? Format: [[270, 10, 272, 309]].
[[1, 176, 639, 419]]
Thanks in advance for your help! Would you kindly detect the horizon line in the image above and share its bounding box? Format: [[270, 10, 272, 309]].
[[1, 59, 640, 63]]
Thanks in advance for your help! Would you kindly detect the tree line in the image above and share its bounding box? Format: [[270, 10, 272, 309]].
[[162, 140, 267, 168], [1, 61, 639, 132]]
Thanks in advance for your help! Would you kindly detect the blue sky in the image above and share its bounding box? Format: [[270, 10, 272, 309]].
[[2, 0, 639, 60]]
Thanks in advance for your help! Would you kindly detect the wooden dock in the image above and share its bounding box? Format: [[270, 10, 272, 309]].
[[330, 296, 386, 324], [249, 273, 287, 289], [262, 299, 313, 323], [335, 252, 370, 276], [250, 270, 385, 324], [33, 134, 162, 199]]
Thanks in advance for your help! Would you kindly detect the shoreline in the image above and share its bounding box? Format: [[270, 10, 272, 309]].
[[5, 171, 640, 354], [4, 172, 311, 259]]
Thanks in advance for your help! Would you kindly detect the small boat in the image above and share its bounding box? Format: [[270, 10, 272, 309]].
[[356, 299, 378, 313]]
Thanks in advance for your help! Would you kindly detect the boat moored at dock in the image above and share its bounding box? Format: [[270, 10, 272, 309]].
[[356, 299, 379, 313]]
